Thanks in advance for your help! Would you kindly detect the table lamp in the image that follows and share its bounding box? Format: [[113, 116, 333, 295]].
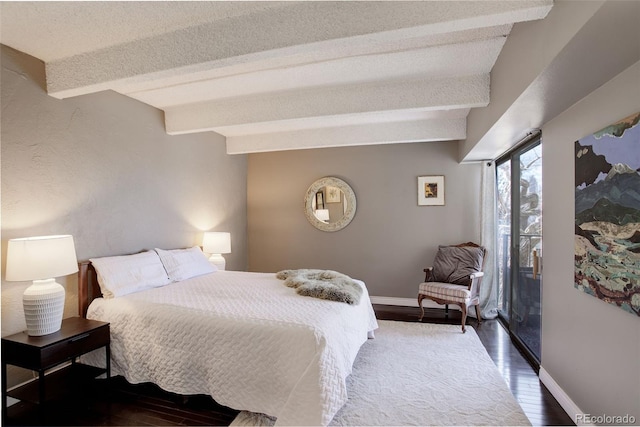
[[203, 232, 231, 270], [5, 235, 78, 336]]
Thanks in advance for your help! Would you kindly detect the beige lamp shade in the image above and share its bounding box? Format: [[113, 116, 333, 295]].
[[6, 235, 78, 336], [203, 232, 231, 254], [202, 232, 231, 271], [6, 235, 79, 281]]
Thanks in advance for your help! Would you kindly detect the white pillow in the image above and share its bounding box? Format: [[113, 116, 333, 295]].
[[90, 251, 171, 299], [155, 246, 217, 282]]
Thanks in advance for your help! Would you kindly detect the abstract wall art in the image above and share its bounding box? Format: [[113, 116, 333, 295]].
[[574, 112, 640, 316]]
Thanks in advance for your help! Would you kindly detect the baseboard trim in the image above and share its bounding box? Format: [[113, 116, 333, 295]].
[[370, 296, 462, 312], [539, 366, 590, 425], [370, 296, 418, 307]]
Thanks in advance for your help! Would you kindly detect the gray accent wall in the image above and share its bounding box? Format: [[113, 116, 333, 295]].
[[1, 45, 248, 341], [247, 142, 482, 299], [542, 61, 640, 421]]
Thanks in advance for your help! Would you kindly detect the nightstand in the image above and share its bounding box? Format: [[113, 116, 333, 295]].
[[1, 317, 110, 424]]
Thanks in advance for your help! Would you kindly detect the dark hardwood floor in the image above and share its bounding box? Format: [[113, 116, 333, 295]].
[[5, 305, 574, 426]]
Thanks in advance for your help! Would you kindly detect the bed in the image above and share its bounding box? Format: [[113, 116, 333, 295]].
[[78, 248, 379, 426]]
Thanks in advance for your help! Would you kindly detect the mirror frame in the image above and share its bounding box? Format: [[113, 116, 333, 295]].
[[304, 177, 357, 232]]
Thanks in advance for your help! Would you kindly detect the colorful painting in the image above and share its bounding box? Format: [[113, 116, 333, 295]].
[[417, 175, 445, 206], [574, 112, 640, 316]]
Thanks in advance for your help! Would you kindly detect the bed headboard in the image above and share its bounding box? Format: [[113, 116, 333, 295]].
[[78, 260, 102, 318]]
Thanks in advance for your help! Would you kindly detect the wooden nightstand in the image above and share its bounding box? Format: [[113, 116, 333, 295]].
[[1, 317, 110, 424]]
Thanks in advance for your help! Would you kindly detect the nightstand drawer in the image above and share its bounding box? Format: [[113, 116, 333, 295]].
[[40, 325, 109, 368], [2, 318, 110, 371]]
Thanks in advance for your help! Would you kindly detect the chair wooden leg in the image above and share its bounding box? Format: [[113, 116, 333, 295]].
[[417, 294, 425, 321], [460, 305, 467, 333], [475, 305, 482, 323]]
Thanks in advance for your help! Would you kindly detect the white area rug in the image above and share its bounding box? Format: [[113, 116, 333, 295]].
[[231, 320, 530, 426]]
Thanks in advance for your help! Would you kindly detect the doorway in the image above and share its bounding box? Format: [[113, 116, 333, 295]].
[[496, 136, 542, 367]]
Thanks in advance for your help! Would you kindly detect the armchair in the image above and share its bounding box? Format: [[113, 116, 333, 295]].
[[417, 242, 486, 333]]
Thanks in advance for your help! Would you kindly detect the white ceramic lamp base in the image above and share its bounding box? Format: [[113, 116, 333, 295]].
[[23, 278, 65, 336], [208, 254, 226, 271]]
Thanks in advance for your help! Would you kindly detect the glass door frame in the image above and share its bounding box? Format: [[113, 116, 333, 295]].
[[496, 134, 542, 371]]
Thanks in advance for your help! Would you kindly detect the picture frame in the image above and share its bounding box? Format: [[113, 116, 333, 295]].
[[417, 175, 445, 206], [325, 186, 341, 203], [315, 191, 324, 209]]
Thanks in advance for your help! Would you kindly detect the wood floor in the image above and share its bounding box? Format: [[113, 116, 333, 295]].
[[5, 305, 574, 426]]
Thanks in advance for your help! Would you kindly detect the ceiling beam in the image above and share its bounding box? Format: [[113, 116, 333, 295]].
[[115, 25, 512, 100], [165, 75, 489, 135], [44, 1, 552, 99], [126, 37, 506, 109], [225, 118, 466, 154]]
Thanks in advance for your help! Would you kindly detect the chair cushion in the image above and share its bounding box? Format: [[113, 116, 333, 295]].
[[419, 282, 471, 304], [431, 245, 484, 286]]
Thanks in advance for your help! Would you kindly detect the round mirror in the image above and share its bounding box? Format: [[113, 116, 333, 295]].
[[304, 177, 356, 232]]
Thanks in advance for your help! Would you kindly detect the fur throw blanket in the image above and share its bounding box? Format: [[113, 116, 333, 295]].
[[276, 269, 363, 305]]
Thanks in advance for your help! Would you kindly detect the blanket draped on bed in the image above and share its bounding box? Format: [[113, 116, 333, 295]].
[[276, 269, 363, 305], [83, 271, 379, 426]]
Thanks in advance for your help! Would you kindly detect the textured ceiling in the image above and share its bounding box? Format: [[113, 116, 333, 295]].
[[0, 1, 553, 154]]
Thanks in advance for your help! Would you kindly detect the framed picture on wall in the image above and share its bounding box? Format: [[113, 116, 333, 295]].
[[417, 175, 445, 206], [325, 186, 341, 203]]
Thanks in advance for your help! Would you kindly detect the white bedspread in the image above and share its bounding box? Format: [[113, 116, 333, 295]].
[[83, 270, 378, 426]]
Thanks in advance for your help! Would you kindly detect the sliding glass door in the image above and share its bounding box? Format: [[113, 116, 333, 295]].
[[496, 137, 542, 366]]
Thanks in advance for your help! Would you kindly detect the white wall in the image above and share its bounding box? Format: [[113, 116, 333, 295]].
[[1, 45, 247, 354], [542, 61, 640, 422]]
